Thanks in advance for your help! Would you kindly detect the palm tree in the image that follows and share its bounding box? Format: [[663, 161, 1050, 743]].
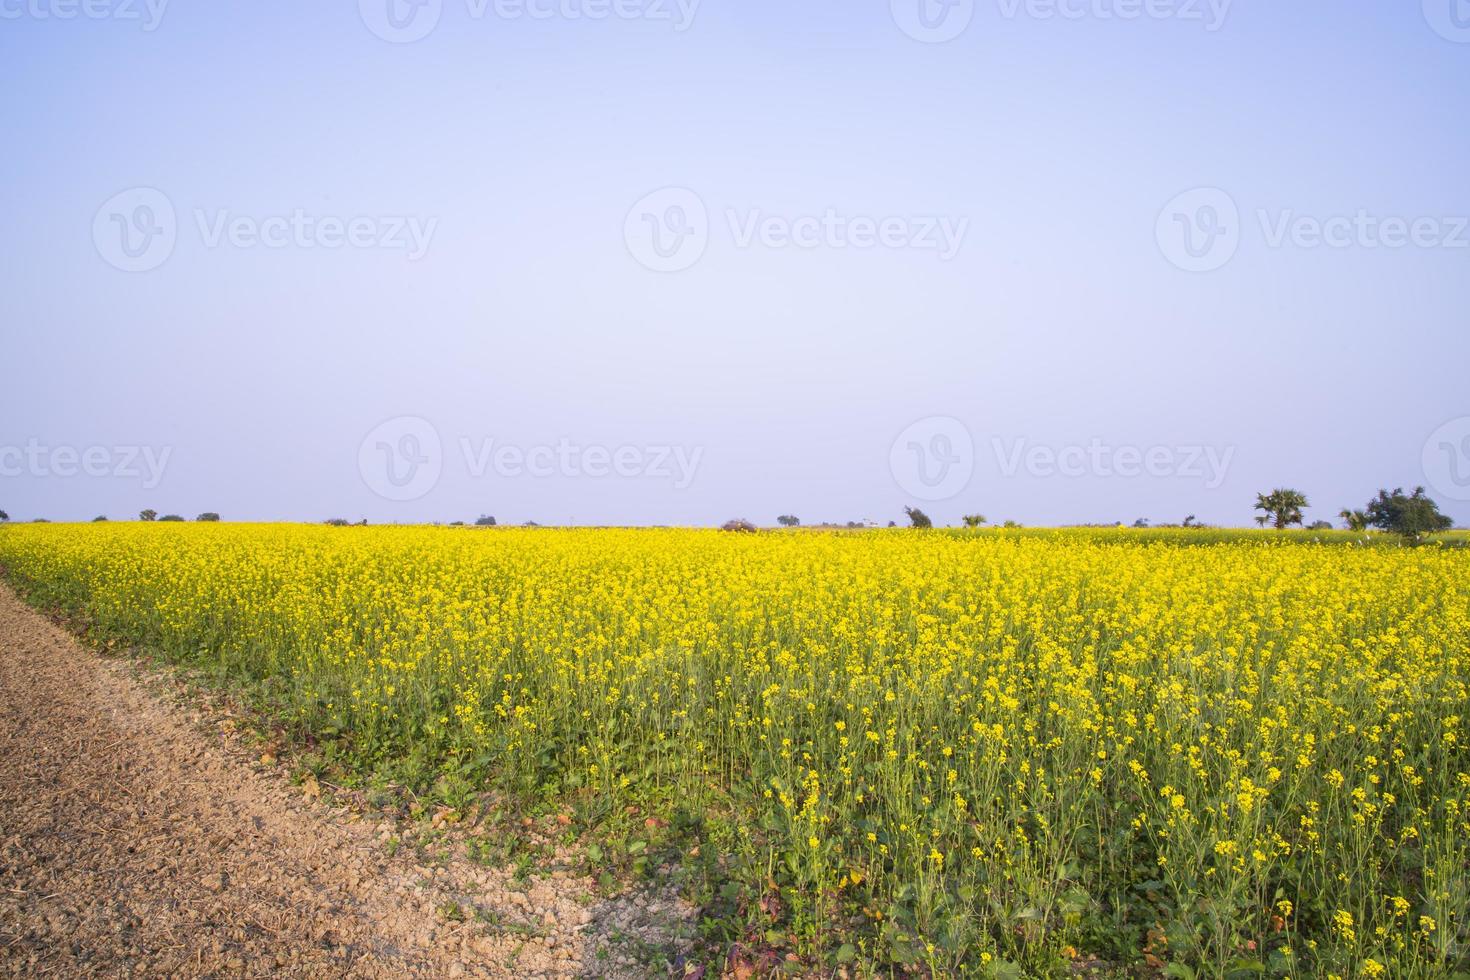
[[1339, 508, 1369, 532], [1254, 489, 1308, 529]]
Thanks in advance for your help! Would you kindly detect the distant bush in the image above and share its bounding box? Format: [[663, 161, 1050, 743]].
[[962, 514, 986, 528], [474, 515, 497, 527], [325, 518, 350, 527], [139, 509, 157, 522], [0, 509, 8, 522], [1365, 487, 1453, 540], [1145, 516, 1214, 530], [721, 519, 757, 533], [904, 506, 932, 529], [1307, 520, 1334, 531], [777, 515, 800, 527], [158, 514, 184, 522], [196, 512, 221, 522], [92, 515, 108, 522]]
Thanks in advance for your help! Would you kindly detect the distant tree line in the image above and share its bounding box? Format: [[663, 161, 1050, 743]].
[[1254, 486, 1452, 540]]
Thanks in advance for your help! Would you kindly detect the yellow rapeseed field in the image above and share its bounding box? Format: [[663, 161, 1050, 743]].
[[1, 523, 1466, 977]]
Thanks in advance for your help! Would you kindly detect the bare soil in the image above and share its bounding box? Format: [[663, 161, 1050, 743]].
[[0, 583, 693, 978]]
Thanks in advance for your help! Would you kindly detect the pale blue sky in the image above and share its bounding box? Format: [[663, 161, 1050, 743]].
[[2, 0, 1468, 526]]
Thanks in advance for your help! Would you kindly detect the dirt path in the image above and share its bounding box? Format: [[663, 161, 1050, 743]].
[[0, 583, 688, 978]]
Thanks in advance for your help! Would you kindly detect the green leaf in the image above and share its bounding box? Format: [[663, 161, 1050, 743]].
[[835, 943, 857, 964], [990, 960, 1024, 980]]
